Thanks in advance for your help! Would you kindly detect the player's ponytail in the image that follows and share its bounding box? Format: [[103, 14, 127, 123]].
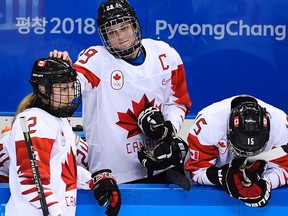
[[12, 93, 37, 125]]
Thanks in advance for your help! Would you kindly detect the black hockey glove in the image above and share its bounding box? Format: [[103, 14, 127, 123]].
[[206, 161, 232, 188], [138, 136, 188, 171], [137, 107, 174, 141], [206, 158, 270, 207], [90, 169, 121, 216], [226, 160, 271, 207]]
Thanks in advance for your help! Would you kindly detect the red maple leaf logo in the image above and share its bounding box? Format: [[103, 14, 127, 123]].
[[61, 147, 77, 191], [113, 73, 121, 80], [116, 94, 162, 138], [16, 138, 52, 186], [219, 141, 226, 148]]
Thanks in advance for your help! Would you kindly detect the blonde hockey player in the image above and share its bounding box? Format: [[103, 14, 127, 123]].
[[5, 58, 120, 216]]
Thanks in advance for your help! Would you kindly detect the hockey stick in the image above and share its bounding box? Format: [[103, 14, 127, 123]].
[[246, 144, 288, 163], [166, 168, 191, 191], [141, 146, 191, 191], [170, 145, 288, 190], [20, 116, 50, 216], [239, 144, 288, 186]]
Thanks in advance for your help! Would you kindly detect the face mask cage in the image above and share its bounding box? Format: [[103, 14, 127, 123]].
[[48, 79, 81, 118], [227, 139, 267, 158], [98, 16, 142, 58]]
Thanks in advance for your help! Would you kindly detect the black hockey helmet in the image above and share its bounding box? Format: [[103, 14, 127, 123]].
[[97, 0, 142, 58], [30, 58, 81, 117], [227, 96, 270, 157]]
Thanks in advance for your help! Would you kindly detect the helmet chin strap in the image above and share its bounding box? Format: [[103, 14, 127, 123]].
[[124, 46, 145, 66], [34, 82, 81, 118], [227, 139, 267, 158], [121, 46, 140, 60]]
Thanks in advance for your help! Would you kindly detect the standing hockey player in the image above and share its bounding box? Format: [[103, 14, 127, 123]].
[[50, 0, 191, 184], [5, 58, 121, 216], [185, 95, 288, 207]]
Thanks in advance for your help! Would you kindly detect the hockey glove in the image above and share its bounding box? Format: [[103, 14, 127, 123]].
[[206, 158, 270, 207], [206, 160, 235, 188], [138, 136, 188, 171], [90, 169, 121, 216], [138, 107, 174, 141], [226, 160, 271, 207]]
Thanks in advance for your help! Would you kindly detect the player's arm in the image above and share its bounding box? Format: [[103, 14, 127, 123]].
[[0, 131, 10, 183], [89, 169, 121, 216], [184, 113, 225, 185], [261, 112, 288, 189], [262, 161, 288, 189], [49, 48, 101, 95], [262, 142, 288, 189], [72, 47, 102, 96], [134, 47, 191, 141], [162, 47, 192, 132], [77, 165, 92, 190], [49, 50, 72, 65], [184, 132, 219, 185], [73, 133, 121, 214], [75, 133, 89, 170]]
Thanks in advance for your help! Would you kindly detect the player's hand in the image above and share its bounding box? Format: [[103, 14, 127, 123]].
[[138, 107, 174, 141], [49, 50, 72, 65], [90, 169, 121, 216], [153, 136, 188, 165], [207, 158, 270, 207], [138, 136, 188, 171], [138, 146, 172, 171], [207, 157, 252, 190], [226, 160, 271, 207]]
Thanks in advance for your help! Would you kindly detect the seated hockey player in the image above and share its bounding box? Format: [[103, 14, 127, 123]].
[[4, 58, 121, 216], [185, 95, 288, 207], [49, 0, 191, 185]]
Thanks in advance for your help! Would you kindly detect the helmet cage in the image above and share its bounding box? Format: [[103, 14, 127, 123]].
[[98, 16, 142, 58], [30, 58, 82, 117], [97, 0, 142, 58], [48, 80, 81, 118], [228, 101, 270, 158]]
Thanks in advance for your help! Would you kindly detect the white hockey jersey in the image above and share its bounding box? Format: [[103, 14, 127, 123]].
[[0, 130, 10, 182], [0, 128, 91, 187], [185, 95, 288, 189], [5, 108, 79, 216], [73, 38, 191, 183]]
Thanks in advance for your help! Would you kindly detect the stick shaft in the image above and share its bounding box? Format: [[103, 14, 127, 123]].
[[166, 169, 191, 191], [20, 116, 50, 216], [247, 144, 288, 163]]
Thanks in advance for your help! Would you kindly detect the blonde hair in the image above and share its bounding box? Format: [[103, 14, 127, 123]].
[[12, 93, 37, 125]]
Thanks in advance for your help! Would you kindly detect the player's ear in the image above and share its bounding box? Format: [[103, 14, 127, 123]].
[[38, 85, 46, 94], [38, 85, 49, 104]]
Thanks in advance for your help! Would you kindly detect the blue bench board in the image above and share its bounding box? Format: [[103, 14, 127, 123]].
[[1, 183, 288, 215]]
